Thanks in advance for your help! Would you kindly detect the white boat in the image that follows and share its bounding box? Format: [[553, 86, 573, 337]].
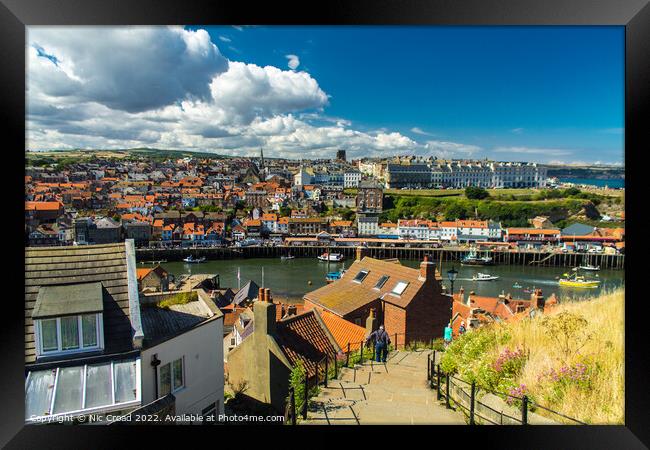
[[183, 255, 206, 263], [578, 264, 600, 271], [280, 255, 295, 260], [317, 252, 344, 262], [472, 273, 500, 281]]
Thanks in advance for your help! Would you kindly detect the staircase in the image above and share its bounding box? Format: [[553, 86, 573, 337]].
[[302, 349, 466, 425]]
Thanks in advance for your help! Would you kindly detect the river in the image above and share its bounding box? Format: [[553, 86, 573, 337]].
[[148, 257, 624, 303]]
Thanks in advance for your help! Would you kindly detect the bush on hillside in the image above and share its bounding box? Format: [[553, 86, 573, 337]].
[[465, 186, 489, 200]]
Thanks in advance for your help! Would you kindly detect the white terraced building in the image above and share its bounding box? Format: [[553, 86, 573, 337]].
[[385, 160, 547, 189]]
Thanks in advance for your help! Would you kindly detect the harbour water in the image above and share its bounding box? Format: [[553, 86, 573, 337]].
[[153, 257, 624, 303], [558, 177, 625, 189]]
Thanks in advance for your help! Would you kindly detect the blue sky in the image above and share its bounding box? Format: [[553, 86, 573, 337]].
[[28, 26, 624, 164]]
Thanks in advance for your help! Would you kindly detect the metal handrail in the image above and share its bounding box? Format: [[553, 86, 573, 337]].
[[432, 364, 585, 425]]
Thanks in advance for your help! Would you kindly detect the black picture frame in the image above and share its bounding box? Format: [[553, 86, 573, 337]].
[[1, 0, 645, 447]]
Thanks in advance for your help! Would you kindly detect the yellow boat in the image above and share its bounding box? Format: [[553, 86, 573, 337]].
[[558, 272, 601, 288]]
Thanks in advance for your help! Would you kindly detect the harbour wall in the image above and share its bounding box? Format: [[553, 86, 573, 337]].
[[135, 245, 624, 270]]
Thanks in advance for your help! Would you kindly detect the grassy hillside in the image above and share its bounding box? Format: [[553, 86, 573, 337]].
[[440, 288, 624, 424], [379, 195, 590, 227]]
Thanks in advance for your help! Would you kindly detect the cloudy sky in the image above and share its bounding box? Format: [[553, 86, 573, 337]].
[[27, 26, 624, 164]]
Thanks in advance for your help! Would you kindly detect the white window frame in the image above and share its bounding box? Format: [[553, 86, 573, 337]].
[[159, 357, 186, 396], [34, 313, 104, 358]]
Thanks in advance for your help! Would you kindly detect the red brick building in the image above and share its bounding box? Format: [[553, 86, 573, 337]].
[[303, 251, 452, 346]]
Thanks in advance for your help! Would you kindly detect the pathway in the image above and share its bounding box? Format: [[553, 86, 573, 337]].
[[302, 349, 466, 425]]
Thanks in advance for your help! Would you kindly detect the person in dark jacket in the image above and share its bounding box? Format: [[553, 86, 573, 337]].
[[366, 325, 391, 363]]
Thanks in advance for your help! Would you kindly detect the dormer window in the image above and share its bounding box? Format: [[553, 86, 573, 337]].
[[353, 270, 369, 283], [32, 283, 105, 358]]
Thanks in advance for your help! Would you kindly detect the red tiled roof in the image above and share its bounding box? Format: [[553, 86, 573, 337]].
[[25, 201, 63, 211], [276, 309, 339, 377], [319, 309, 367, 349]]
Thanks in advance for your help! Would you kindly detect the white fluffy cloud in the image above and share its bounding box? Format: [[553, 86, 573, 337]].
[[285, 54, 300, 70], [26, 26, 477, 160], [28, 26, 228, 113]]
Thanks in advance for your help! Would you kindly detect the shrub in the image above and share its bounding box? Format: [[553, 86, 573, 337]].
[[287, 360, 319, 416], [465, 186, 489, 200], [541, 311, 592, 363]]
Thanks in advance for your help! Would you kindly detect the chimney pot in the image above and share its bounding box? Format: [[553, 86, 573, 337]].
[[258, 287, 264, 302]]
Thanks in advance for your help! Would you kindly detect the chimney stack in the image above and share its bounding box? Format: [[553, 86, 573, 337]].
[[258, 287, 264, 302], [253, 288, 276, 336], [365, 308, 377, 336], [419, 255, 436, 281]]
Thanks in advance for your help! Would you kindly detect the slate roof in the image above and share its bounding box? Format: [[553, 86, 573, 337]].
[[232, 280, 260, 306], [140, 292, 221, 347], [561, 223, 597, 236], [32, 282, 104, 319], [25, 242, 138, 364], [275, 309, 339, 376], [303, 257, 428, 315]]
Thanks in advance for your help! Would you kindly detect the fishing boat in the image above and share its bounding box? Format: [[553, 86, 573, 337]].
[[183, 255, 206, 264], [325, 270, 345, 283], [280, 254, 295, 260], [460, 249, 493, 266], [578, 264, 600, 271], [512, 282, 523, 289], [472, 273, 500, 281], [317, 252, 345, 262], [558, 271, 601, 288]]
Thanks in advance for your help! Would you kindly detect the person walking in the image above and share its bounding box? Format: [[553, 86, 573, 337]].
[[459, 321, 466, 335], [366, 325, 391, 363], [443, 324, 453, 347]]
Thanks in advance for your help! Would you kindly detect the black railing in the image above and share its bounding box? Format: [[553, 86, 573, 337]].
[[285, 334, 442, 423], [429, 362, 586, 425]]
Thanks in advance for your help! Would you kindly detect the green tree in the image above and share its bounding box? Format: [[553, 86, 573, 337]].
[[465, 186, 489, 200]]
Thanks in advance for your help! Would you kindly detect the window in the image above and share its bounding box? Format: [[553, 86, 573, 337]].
[[159, 357, 184, 396], [391, 281, 409, 296], [353, 270, 369, 283], [374, 275, 389, 289], [26, 358, 141, 422], [36, 314, 102, 357]]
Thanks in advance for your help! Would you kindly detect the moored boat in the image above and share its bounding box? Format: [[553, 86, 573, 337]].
[[318, 252, 344, 262], [280, 255, 295, 260], [325, 270, 345, 283], [578, 264, 600, 271], [461, 249, 493, 266]]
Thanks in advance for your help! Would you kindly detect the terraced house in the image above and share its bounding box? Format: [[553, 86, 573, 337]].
[[303, 251, 452, 346], [25, 241, 224, 424]]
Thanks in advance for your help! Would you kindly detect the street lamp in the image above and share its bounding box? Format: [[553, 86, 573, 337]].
[[447, 266, 458, 296]]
